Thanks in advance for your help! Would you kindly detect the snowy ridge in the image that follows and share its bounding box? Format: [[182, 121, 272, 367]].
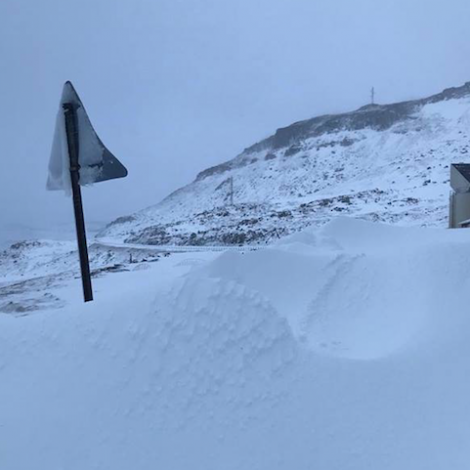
[[2, 219, 470, 468], [100, 82, 470, 245]]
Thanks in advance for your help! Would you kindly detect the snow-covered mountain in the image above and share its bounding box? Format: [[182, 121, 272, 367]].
[[100, 82, 470, 245]]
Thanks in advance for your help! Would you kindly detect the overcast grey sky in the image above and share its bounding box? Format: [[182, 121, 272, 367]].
[[1, 0, 469, 234]]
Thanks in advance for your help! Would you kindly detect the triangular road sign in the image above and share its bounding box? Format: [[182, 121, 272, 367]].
[[47, 81, 128, 303], [47, 81, 128, 191]]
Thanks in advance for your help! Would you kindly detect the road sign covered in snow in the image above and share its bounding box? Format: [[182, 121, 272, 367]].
[[47, 81, 128, 303], [47, 81, 127, 191]]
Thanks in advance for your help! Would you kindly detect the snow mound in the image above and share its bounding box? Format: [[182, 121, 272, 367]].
[[149, 277, 297, 424], [3, 219, 470, 469], [203, 218, 470, 359], [0, 269, 298, 470]]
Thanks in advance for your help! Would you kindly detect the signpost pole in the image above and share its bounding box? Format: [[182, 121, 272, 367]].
[[63, 103, 94, 302]]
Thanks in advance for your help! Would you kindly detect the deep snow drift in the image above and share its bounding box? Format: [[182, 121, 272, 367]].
[[2, 218, 470, 469]]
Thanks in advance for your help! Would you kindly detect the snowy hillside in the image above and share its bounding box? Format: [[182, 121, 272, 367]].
[[100, 82, 470, 245], [2, 219, 470, 469]]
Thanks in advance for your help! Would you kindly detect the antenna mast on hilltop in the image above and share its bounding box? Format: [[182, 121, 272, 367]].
[[371, 87, 375, 105]]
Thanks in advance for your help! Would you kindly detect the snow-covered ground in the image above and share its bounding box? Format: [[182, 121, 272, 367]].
[[0, 238, 168, 314], [2, 218, 470, 469]]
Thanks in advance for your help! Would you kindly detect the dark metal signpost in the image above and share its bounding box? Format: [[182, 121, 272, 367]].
[[47, 82, 128, 302], [63, 102, 93, 302]]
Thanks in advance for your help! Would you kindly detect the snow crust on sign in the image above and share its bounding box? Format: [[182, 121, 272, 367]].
[[47, 103, 72, 192], [2, 219, 470, 469]]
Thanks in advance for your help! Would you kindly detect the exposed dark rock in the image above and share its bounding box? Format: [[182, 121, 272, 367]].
[[285, 145, 302, 157], [126, 226, 172, 245], [10, 241, 39, 251], [338, 195, 352, 205], [340, 137, 356, 147], [196, 162, 233, 181], [104, 215, 136, 228], [405, 197, 419, 204], [277, 210, 292, 218]]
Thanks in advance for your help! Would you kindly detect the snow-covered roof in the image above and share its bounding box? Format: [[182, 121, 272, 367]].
[[451, 163, 470, 193], [452, 163, 470, 183]]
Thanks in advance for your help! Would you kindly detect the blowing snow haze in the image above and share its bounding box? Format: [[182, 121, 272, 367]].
[[1, 0, 470, 239]]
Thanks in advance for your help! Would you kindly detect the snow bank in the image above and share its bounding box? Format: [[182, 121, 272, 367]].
[[2, 219, 470, 469], [205, 217, 470, 360]]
